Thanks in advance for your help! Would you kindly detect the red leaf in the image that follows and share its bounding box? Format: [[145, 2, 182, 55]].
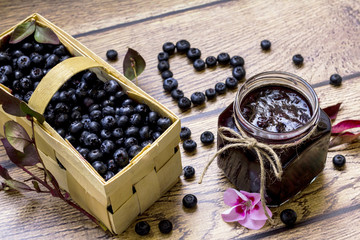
[[322, 103, 341, 121], [4, 121, 32, 153], [0, 165, 12, 180], [1, 138, 40, 166], [329, 132, 360, 148], [331, 120, 360, 134]]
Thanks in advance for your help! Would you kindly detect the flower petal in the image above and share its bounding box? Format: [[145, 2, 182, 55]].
[[331, 120, 360, 134], [240, 190, 261, 206], [224, 188, 247, 206], [221, 205, 247, 222], [249, 203, 272, 220], [238, 217, 267, 230]]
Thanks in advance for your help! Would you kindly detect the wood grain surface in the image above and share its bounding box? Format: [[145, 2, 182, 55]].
[[1, 0, 360, 239]]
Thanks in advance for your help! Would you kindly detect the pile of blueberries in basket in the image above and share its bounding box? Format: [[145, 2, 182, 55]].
[[0, 34, 172, 181]]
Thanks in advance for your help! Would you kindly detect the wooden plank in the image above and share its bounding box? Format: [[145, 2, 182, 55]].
[[0, 0, 360, 239]]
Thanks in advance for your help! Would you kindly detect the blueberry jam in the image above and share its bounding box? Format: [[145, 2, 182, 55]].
[[240, 86, 312, 133], [217, 72, 331, 206]]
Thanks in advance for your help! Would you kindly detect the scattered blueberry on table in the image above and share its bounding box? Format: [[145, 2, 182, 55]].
[[260, 39, 271, 50], [158, 219, 173, 234], [183, 194, 198, 208], [332, 154, 346, 168], [280, 209, 297, 227], [180, 127, 192, 140], [329, 73, 342, 86], [292, 54, 304, 66], [183, 165, 195, 179], [106, 49, 118, 61], [183, 139, 197, 152], [200, 131, 215, 145], [135, 221, 151, 236]]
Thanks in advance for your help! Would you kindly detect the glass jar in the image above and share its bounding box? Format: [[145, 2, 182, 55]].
[[217, 71, 331, 206]]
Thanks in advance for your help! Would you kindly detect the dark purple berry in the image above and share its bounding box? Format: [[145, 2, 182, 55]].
[[100, 140, 115, 155], [69, 121, 83, 134], [162, 42, 176, 55], [122, 98, 136, 107], [107, 159, 117, 172], [329, 74, 342, 86], [217, 53, 230, 65], [158, 60, 170, 72], [139, 126, 151, 140], [332, 154, 346, 168], [176, 40, 190, 53], [118, 106, 134, 116], [190, 92, 205, 105], [280, 209, 297, 227], [158, 219, 173, 234], [90, 110, 102, 121], [125, 126, 139, 137], [163, 78, 178, 92], [135, 221, 150, 236], [183, 166, 195, 179], [30, 68, 43, 81], [178, 97, 191, 110], [183, 139, 197, 152], [157, 117, 172, 131], [225, 77, 238, 89], [45, 54, 59, 68], [0, 65, 12, 76], [158, 52, 169, 61], [106, 49, 118, 61], [17, 56, 31, 70], [205, 88, 217, 100], [88, 121, 101, 133], [104, 171, 115, 181], [84, 133, 101, 148], [232, 66, 246, 80], [116, 115, 129, 128], [148, 111, 159, 124], [193, 59, 205, 71], [260, 40, 271, 50], [112, 128, 124, 138], [134, 104, 149, 116], [101, 116, 116, 129], [187, 48, 201, 61], [53, 45, 67, 56], [205, 56, 217, 67], [180, 127, 191, 140], [88, 150, 104, 163], [182, 194, 197, 208], [230, 55, 245, 67], [161, 70, 173, 80], [100, 129, 112, 140], [152, 131, 162, 140], [113, 149, 129, 167], [128, 145, 142, 158], [20, 77, 32, 90], [215, 82, 226, 94], [292, 54, 304, 66], [171, 89, 184, 100], [92, 160, 107, 175], [104, 80, 120, 94], [200, 131, 214, 144]]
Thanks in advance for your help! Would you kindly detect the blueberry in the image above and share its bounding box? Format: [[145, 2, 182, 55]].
[[21, 42, 33, 53], [100, 129, 112, 140], [118, 106, 134, 116], [106, 49, 118, 61], [12, 80, 21, 92], [69, 121, 83, 134], [100, 140, 115, 155], [329, 74, 342, 86], [122, 98, 136, 107], [114, 90, 127, 104], [205, 56, 217, 67], [182, 194, 197, 208], [158, 52, 169, 61], [53, 45, 67, 56], [101, 116, 116, 129], [113, 148, 129, 167], [180, 127, 191, 140], [78, 148, 90, 159], [116, 115, 129, 128], [187, 48, 201, 61], [171, 89, 184, 100], [83, 97, 95, 108], [157, 117, 172, 131], [161, 70, 173, 80], [162, 42, 176, 55], [215, 82, 226, 94], [141, 140, 153, 148], [17, 56, 31, 70], [158, 219, 173, 234], [104, 171, 115, 181], [92, 160, 107, 175], [107, 159, 117, 172], [128, 145, 142, 158], [193, 59, 205, 71], [230, 55, 245, 67], [292, 54, 304, 66], [176, 40, 190, 53], [225, 77, 238, 89], [129, 113, 142, 126], [14, 70, 23, 80], [102, 106, 115, 116], [84, 133, 101, 148], [163, 78, 178, 92], [152, 131, 162, 140], [0, 52, 11, 64], [280, 209, 297, 227], [33, 43, 44, 53], [90, 110, 102, 121], [89, 121, 102, 133], [260, 40, 271, 50], [217, 53, 230, 65], [183, 166, 195, 179], [125, 126, 139, 137], [56, 128, 66, 138], [178, 97, 191, 110], [30, 68, 43, 81], [332, 154, 346, 168], [88, 150, 104, 163], [55, 113, 69, 127], [135, 221, 150, 236], [31, 54, 44, 67], [0, 65, 12, 76], [205, 88, 217, 100], [134, 104, 149, 116], [102, 99, 114, 107], [190, 92, 206, 105], [112, 128, 124, 139], [200, 131, 214, 144], [232, 66, 246, 80], [11, 50, 24, 58], [148, 111, 159, 124], [45, 54, 59, 68], [23, 90, 32, 102], [82, 71, 97, 83], [60, 55, 70, 62], [158, 60, 170, 72], [139, 126, 151, 140], [104, 80, 120, 94], [0, 75, 9, 85], [183, 139, 197, 152]]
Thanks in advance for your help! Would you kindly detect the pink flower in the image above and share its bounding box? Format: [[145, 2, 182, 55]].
[[221, 188, 272, 230]]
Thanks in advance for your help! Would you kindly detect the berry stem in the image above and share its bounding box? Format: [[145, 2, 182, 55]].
[[130, 57, 138, 86]]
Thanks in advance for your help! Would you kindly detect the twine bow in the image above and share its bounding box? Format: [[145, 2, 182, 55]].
[[199, 115, 317, 224]]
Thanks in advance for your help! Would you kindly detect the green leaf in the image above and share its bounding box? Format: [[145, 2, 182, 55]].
[[1, 138, 40, 167], [4, 121, 32, 153], [32, 180, 41, 192], [9, 21, 36, 44], [0, 165, 12, 180], [0, 87, 45, 123], [34, 25, 60, 45], [123, 48, 146, 80], [5, 179, 32, 191]]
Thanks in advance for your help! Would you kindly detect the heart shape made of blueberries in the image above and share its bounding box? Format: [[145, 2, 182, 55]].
[[157, 39, 247, 111]]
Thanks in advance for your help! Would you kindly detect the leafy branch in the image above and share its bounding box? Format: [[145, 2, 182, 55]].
[[123, 47, 146, 85]]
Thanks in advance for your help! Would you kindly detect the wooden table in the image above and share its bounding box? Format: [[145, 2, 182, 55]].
[[1, 0, 360, 239]]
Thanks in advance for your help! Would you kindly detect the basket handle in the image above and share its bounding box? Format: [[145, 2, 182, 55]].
[[28, 56, 103, 114]]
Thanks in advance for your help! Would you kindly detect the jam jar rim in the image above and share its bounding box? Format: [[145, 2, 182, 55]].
[[234, 71, 320, 141]]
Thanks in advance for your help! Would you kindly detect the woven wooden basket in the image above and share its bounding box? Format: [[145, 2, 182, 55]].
[[0, 13, 182, 234]]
